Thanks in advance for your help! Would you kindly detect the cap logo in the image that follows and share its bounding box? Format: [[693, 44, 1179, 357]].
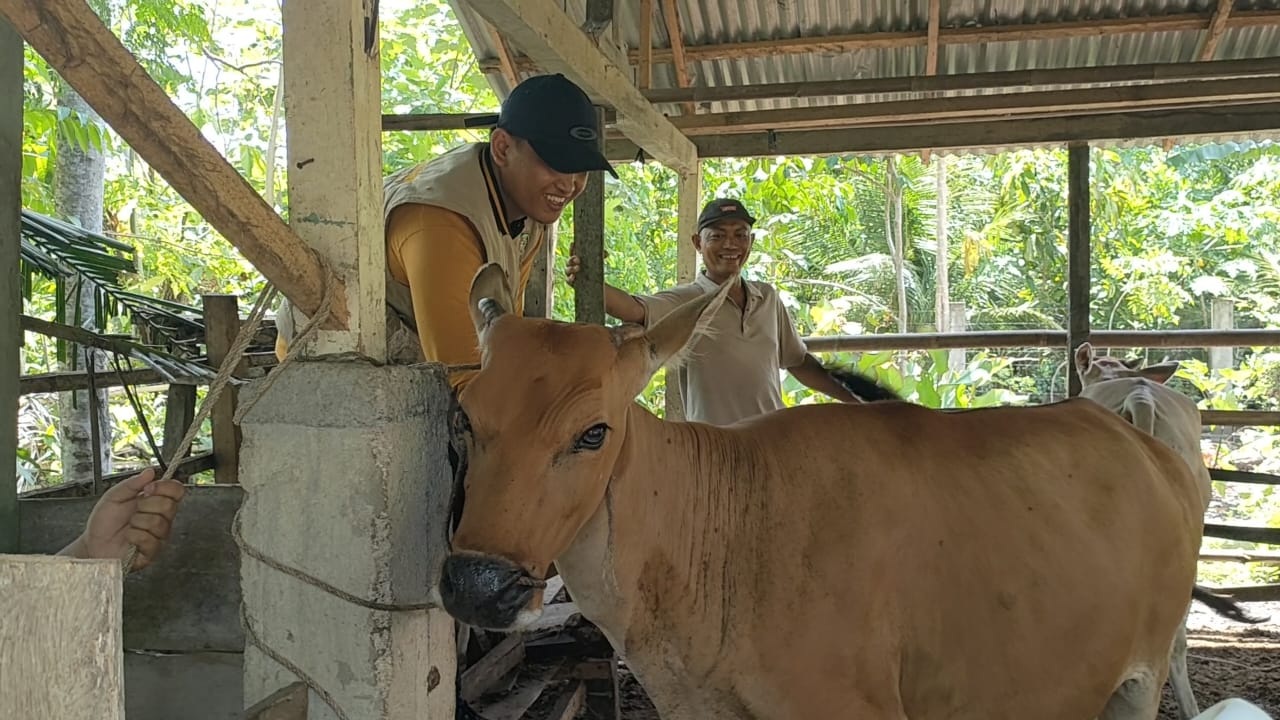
[[721, 204, 738, 211], [569, 126, 598, 141]]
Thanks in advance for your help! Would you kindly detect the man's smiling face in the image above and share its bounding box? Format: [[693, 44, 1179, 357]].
[[694, 218, 754, 283]]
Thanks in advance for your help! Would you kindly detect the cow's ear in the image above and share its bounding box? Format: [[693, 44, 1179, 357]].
[[614, 277, 732, 397], [1139, 362, 1180, 384], [468, 263, 514, 346], [1073, 342, 1095, 375]]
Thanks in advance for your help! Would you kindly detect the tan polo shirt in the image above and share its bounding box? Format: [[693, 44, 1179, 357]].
[[635, 273, 809, 426]]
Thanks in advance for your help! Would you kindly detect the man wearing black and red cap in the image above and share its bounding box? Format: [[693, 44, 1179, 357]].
[[276, 73, 615, 385], [567, 198, 862, 425]]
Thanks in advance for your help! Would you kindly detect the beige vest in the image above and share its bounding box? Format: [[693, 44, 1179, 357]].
[[277, 143, 545, 364]]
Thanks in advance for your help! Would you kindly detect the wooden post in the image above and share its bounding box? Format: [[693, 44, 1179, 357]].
[[524, 224, 556, 318], [203, 294, 241, 484], [574, 106, 608, 325], [947, 302, 966, 374], [665, 164, 700, 421], [1210, 298, 1234, 371], [162, 383, 197, 465], [0, 555, 125, 719], [0, 17, 20, 552], [1067, 143, 1091, 397], [280, 0, 385, 360]]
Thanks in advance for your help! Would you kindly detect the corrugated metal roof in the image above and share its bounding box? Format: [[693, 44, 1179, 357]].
[[447, 0, 1280, 155]]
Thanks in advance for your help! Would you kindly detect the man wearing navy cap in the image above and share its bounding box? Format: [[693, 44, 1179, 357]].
[[276, 73, 615, 386], [566, 198, 862, 425]]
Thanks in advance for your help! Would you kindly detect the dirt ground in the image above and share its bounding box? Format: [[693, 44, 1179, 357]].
[[569, 601, 1280, 719]]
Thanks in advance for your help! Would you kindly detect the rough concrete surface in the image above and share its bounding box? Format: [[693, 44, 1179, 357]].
[[237, 360, 456, 719], [125, 651, 243, 720]]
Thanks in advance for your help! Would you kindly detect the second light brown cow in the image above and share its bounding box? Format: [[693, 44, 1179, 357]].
[[440, 263, 1207, 720]]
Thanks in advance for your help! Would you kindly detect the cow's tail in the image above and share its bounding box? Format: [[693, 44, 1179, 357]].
[[824, 365, 902, 403], [1192, 584, 1270, 624]]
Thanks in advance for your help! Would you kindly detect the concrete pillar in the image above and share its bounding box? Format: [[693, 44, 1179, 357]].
[[1210, 297, 1234, 371], [947, 301, 967, 375], [238, 361, 456, 719]]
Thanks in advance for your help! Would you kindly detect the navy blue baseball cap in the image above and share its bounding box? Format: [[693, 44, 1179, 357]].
[[465, 74, 618, 178]]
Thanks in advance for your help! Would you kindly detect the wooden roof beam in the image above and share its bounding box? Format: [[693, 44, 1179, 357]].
[[658, 0, 695, 115], [2, 0, 346, 325], [639, 56, 1280, 105], [922, 0, 941, 162], [604, 102, 1280, 159], [480, 10, 1280, 72], [638, 0, 653, 89], [1198, 0, 1236, 61], [462, 0, 696, 172], [664, 76, 1280, 135], [487, 23, 521, 89]]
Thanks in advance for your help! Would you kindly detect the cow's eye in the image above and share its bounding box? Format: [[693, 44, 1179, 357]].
[[574, 423, 610, 452]]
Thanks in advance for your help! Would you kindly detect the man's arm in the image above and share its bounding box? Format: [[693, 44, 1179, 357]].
[[564, 252, 645, 324], [788, 353, 863, 404], [59, 468, 186, 571]]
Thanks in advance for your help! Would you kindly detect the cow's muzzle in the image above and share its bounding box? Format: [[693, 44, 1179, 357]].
[[439, 551, 543, 630]]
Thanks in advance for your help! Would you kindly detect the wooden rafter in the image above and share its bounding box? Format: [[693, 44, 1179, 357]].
[[603, 102, 1280, 159], [1198, 0, 1236, 61], [487, 23, 521, 88], [638, 0, 653, 90], [479, 10, 1280, 72], [463, 0, 696, 171], [658, 0, 695, 115], [922, 0, 942, 162]]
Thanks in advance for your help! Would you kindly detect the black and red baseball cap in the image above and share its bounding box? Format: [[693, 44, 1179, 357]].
[[697, 198, 757, 231], [465, 74, 618, 178]]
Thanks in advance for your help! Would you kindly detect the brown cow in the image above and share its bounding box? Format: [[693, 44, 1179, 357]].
[[440, 263, 1206, 719]]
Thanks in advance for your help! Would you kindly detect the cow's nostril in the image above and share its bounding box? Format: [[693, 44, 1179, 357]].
[[439, 552, 537, 630]]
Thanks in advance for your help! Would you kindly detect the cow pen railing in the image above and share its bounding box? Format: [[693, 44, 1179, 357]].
[[802, 326, 1280, 602], [16, 293, 274, 497]]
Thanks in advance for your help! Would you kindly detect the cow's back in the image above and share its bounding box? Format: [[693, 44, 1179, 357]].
[[723, 398, 1204, 720]]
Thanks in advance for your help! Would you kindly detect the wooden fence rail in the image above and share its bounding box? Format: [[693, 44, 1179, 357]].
[[802, 327, 1280, 353]]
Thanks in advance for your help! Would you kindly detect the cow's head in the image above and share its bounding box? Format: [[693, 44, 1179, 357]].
[[1074, 341, 1180, 387], [438, 263, 731, 631]]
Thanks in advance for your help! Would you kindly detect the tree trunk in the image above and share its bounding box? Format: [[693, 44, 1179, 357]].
[[935, 156, 949, 332], [884, 156, 908, 334], [53, 82, 112, 485]]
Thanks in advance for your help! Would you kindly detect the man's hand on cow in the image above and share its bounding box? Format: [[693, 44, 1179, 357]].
[[61, 467, 187, 570]]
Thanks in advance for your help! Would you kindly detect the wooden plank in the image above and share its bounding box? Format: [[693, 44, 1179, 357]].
[[244, 681, 308, 720], [161, 383, 197, 463], [473, 660, 568, 720], [925, 0, 941, 75], [479, 10, 1280, 70], [1203, 411, 1280, 427], [637, 0, 653, 90], [665, 77, 1280, 135], [460, 632, 526, 703], [0, 17, 21, 553], [640, 57, 1280, 105], [19, 353, 277, 395], [605, 102, 1280, 159], [383, 108, 618, 132], [1209, 468, 1280, 485], [1212, 583, 1280, 603], [463, 0, 696, 172], [1204, 523, 1280, 546], [802, 328, 1280, 354], [546, 680, 587, 720], [574, 106, 608, 325], [1198, 0, 1235, 61], [1199, 549, 1280, 564], [19, 453, 215, 498], [203, 295, 241, 484], [0, 555, 124, 720], [1067, 143, 1091, 397], [0, 0, 345, 325], [281, 0, 386, 359], [487, 23, 521, 88], [582, 654, 620, 720]]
